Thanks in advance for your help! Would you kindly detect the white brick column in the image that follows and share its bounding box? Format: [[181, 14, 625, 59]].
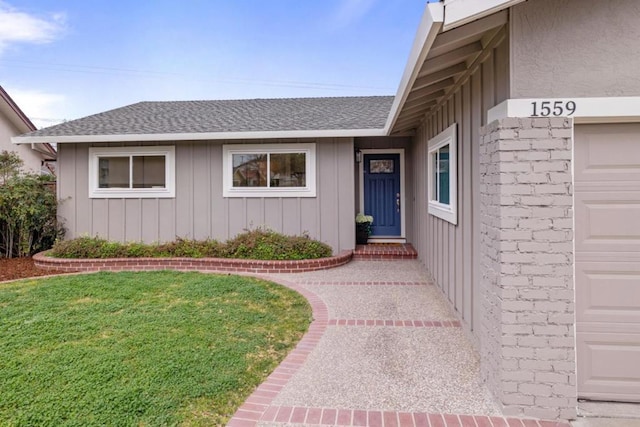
[[479, 117, 576, 420]]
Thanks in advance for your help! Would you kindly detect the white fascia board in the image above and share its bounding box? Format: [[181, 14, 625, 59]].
[[31, 142, 56, 156], [443, 0, 525, 31], [384, 2, 444, 134], [11, 128, 387, 145], [488, 97, 640, 124]]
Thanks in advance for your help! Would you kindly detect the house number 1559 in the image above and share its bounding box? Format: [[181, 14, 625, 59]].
[[531, 100, 576, 117]]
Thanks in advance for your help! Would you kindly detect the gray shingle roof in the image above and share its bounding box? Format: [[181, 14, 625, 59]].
[[24, 96, 394, 138]]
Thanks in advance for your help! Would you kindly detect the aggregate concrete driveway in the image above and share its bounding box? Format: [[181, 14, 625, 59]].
[[228, 260, 570, 427]]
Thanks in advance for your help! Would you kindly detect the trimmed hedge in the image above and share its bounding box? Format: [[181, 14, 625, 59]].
[[50, 229, 333, 260]]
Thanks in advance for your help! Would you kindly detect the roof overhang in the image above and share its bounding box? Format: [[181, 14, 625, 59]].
[[383, 2, 444, 135], [0, 86, 36, 134], [443, 0, 525, 30], [12, 128, 388, 144], [387, 3, 510, 135], [1, 86, 56, 156]]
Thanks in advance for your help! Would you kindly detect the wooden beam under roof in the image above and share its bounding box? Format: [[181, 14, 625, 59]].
[[392, 114, 429, 133], [394, 110, 432, 128], [397, 105, 438, 124], [427, 10, 507, 58], [432, 26, 507, 114], [403, 90, 445, 111], [419, 41, 482, 76], [398, 111, 425, 123], [415, 62, 467, 87], [407, 78, 456, 103]]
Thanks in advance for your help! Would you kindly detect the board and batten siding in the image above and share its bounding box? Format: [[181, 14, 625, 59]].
[[411, 34, 509, 338], [57, 138, 356, 254]]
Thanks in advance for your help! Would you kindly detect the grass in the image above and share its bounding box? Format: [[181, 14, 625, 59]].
[[0, 271, 312, 426]]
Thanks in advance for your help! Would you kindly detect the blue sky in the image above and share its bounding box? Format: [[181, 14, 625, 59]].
[[0, 1, 427, 129]]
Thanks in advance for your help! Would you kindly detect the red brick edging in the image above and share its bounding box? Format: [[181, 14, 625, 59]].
[[32, 250, 353, 274], [252, 406, 571, 427], [228, 276, 330, 426], [327, 319, 461, 327], [296, 281, 430, 286]]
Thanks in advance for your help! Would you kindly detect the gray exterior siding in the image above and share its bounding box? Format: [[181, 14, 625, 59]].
[[510, 0, 640, 98], [57, 138, 355, 254], [410, 33, 509, 338]]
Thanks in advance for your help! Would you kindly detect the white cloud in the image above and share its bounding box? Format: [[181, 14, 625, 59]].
[[0, 2, 66, 54], [331, 0, 377, 29], [8, 88, 67, 129]]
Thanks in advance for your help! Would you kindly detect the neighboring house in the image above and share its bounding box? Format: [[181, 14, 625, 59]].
[[0, 86, 56, 174], [13, 0, 640, 421]]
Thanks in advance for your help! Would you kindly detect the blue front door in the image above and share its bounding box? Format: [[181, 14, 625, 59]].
[[363, 153, 401, 237]]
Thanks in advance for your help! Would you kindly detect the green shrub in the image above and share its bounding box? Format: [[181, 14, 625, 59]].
[[224, 229, 332, 260], [49, 236, 112, 258], [124, 241, 154, 257], [49, 229, 333, 260], [0, 151, 63, 258], [156, 238, 223, 258]]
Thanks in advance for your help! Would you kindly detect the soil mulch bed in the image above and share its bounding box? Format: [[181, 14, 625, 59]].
[[0, 257, 71, 282]]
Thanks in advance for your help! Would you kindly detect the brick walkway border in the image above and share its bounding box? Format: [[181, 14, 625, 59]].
[[228, 276, 330, 427], [255, 405, 570, 427], [227, 278, 571, 427], [32, 250, 353, 274], [296, 281, 430, 286], [327, 319, 461, 327]]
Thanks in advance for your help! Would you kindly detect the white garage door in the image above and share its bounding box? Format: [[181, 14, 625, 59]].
[[575, 123, 640, 402]]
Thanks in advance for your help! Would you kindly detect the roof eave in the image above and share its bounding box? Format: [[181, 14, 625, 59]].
[[384, 2, 444, 135], [12, 128, 388, 144], [0, 86, 37, 133], [442, 0, 525, 31]]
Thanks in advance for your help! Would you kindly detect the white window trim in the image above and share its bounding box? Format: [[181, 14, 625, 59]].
[[223, 143, 316, 198], [427, 123, 457, 225], [88, 146, 175, 199]]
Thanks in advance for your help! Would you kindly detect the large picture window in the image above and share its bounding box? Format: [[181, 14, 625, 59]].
[[223, 143, 316, 197], [89, 146, 175, 198], [427, 124, 457, 224]]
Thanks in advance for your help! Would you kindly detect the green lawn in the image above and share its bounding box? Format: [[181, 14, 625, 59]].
[[0, 271, 311, 426]]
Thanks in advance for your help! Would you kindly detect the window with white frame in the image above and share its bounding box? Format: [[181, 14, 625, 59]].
[[88, 146, 175, 198], [223, 143, 316, 197], [427, 124, 457, 225]]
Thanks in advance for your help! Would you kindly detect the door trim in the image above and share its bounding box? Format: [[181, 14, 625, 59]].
[[358, 149, 406, 240]]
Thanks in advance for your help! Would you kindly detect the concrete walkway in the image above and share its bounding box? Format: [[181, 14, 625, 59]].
[[228, 260, 571, 427]]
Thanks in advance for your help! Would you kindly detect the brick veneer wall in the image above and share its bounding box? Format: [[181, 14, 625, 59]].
[[33, 250, 353, 274], [479, 117, 576, 420]]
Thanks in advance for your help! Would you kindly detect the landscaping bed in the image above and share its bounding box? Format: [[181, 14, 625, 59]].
[[35, 230, 352, 274], [0, 257, 69, 281]]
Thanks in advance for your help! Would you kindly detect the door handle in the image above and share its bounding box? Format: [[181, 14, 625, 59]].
[[396, 193, 400, 213]]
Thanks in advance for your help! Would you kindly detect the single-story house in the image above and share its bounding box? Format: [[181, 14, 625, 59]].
[[13, 0, 640, 421], [0, 86, 56, 175]]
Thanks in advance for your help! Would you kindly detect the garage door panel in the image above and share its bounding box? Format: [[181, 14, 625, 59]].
[[577, 332, 640, 402], [575, 192, 640, 253], [575, 123, 640, 402], [575, 124, 640, 184], [576, 262, 640, 324]]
